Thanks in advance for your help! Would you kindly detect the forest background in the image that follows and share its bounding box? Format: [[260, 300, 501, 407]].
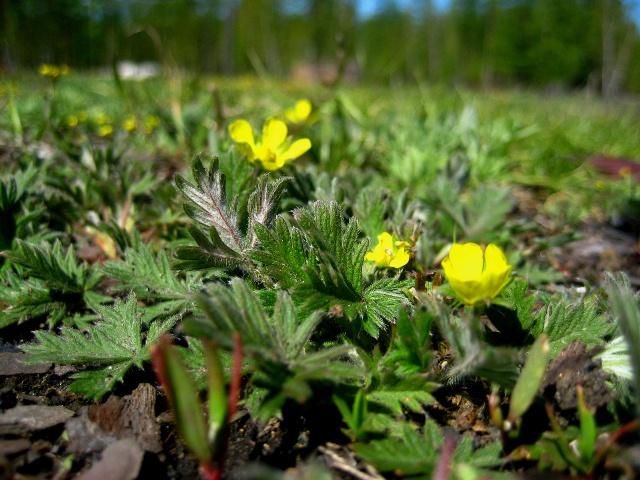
[[2, 0, 640, 96]]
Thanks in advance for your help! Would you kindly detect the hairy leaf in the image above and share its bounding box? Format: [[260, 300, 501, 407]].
[[247, 174, 290, 248], [102, 237, 201, 319], [0, 240, 108, 327], [175, 155, 244, 254], [21, 295, 178, 399]]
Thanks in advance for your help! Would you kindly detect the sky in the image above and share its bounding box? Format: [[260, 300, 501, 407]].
[[355, 0, 640, 24], [356, 0, 448, 17]]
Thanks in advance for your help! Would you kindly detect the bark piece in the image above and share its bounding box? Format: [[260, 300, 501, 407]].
[[87, 383, 161, 453], [0, 405, 73, 434], [0, 438, 31, 456], [76, 438, 144, 480], [0, 352, 51, 376], [542, 340, 616, 411]]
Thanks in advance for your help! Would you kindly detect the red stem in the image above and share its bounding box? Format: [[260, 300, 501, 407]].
[[150, 334, 173, 406], [200, 332, 243, 480], [199, 462, 221, 480]]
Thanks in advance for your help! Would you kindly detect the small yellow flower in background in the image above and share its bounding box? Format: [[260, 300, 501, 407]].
[[96, 113, 112, 125], [97, 124, 113, 137], [123, 116, 137, 132], [39, 64, 55, 77], [284, 99, 312, 124], [39, 64, 69, 79], [365, 232, 411, 269], [66, 115, 79, 128], [229, 117, 311, 171], [144, 115, 161, 134], [442, 243, 512, 306]]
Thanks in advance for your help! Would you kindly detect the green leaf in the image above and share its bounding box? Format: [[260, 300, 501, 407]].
[[67, 363, 132, 400], [369, 375, 437, 415], [507, 334, 549, 422], [604, 273, 640, 414], [175, 155, 244, 254], [173, 225, 243, 271], [363, 278, 412, 339], [537, 298, 613, 358], [102, 238, 200, 319], [295, 201, 367, 295], [246, 174, 290, 248], [249, 217, 307, 287], [153, 338, 210, 462], [453, 438, 503, 469], [0, 240, 106, 327], [500, 279, 539, 333], [354, 421, 440, 476], [383, 305, 434, 375], [576, 385, 596, 463], [4, 239, 102, 294], [187, 279, 361, 417], [21, 295, 178, 399], [0, 272, 68, 328]]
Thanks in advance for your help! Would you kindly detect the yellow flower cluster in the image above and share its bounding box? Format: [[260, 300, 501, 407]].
[[442, 243, 512, 306], [229, 118, 311, 171], [365, 232, 411, 269], [39, 64, 69, 79]]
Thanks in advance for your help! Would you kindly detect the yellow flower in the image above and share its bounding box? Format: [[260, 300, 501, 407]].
[[442, 243, 512, 306], [96, 113, 112, 125], [123, 116, 137, 132], [39, 63, 68, 79], [98, 124, 113, 137], [284, 99, 312, 124], [144, 115, 161, 134], [229, 117, 311, 171], [365, 232, 411, 269], [66, 115, 79, 128]]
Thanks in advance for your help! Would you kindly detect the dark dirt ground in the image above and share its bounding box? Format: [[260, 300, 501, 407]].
[[2, 187, 640, 480]]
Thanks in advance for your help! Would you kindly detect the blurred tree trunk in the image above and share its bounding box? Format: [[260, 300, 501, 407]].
[[602, 0, 633, 97], [0, 0, 15, 70]]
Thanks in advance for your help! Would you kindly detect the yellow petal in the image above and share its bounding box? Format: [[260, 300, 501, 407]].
[[229, 120, 256, 148], [447, 276, 485, 305], [296, 99, 312, 119], [443, 242, 512, 305], [279, 138, 311, 164], [376, 232, 394, 250], [263, 118, 288, 150], [481, 267, 512, 299], [484, 244, 509, 273], [259, 157, 286, 171], [252, 145, 282, 171], [447, 243, 484, 281], [389, 248, 410, 268], [365, 241, 391, 267]]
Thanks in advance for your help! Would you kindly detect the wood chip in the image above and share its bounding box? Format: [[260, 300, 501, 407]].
[[76, 438, 144, 480], [0, 352, 51, 376], [87, 383, 161, 453], [0, 405, 74, 433], [0, 438, 31, 456]]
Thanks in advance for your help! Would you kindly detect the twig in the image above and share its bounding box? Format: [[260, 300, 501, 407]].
[[319, 444, 385, 480]]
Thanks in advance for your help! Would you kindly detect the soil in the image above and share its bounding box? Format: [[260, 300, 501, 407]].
[[1, 187, 640, 479]]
